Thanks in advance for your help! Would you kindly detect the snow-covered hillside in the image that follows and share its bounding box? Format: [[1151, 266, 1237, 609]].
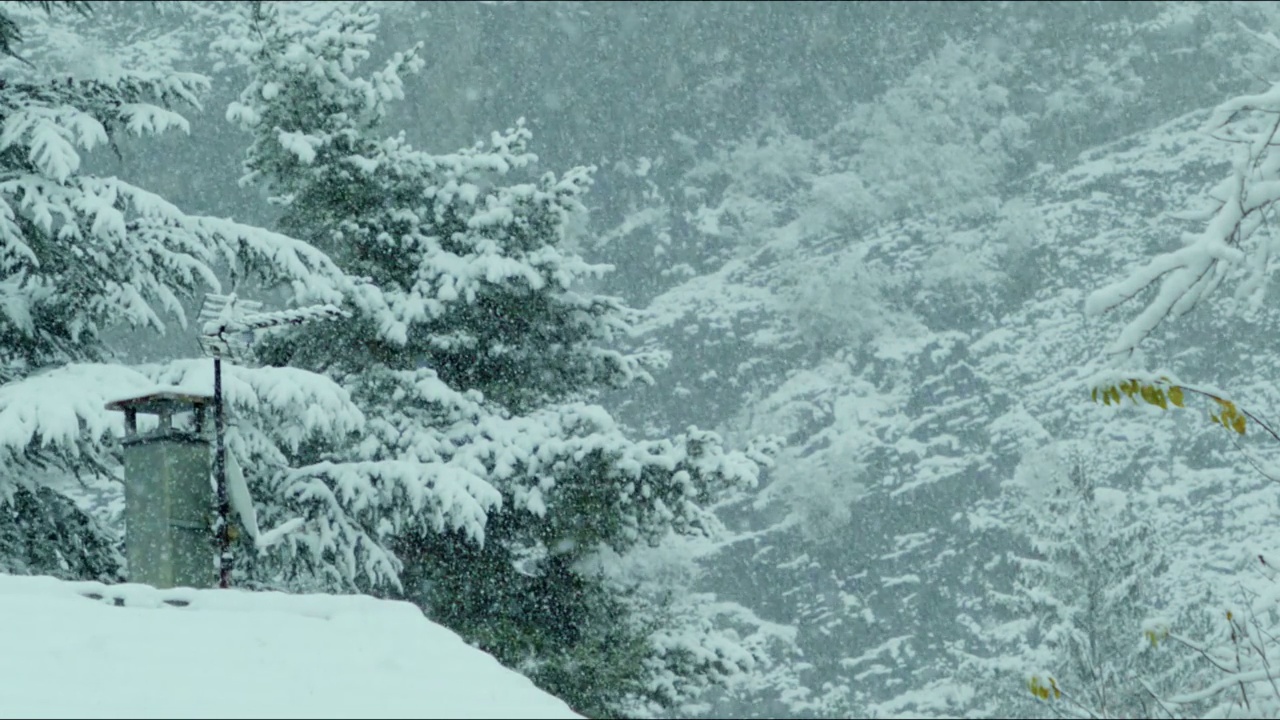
[[0, 573, 581, 719], [611, 99, 1280, 715]]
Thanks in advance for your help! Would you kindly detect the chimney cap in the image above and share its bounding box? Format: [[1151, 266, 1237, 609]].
[[104, 390, 214, 415]]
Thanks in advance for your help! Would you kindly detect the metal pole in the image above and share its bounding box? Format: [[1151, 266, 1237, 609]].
[[213, 353, 232, 589], [198, 295, 345, 590]]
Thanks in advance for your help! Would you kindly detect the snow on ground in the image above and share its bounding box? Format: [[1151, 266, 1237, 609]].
[[0, 573, 581, 720]]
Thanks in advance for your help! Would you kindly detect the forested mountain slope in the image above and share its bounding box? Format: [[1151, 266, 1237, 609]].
[[616, 104, 1280, 715]]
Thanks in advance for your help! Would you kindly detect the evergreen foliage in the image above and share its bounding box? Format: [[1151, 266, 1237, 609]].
[[0, 2, 88, 64], [957, 441, 1183, 719], [216, 3, 786, 715], [0, 0, 343, 588]]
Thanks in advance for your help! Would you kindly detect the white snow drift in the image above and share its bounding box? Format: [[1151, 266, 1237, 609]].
[[0, 573, 581, 719]]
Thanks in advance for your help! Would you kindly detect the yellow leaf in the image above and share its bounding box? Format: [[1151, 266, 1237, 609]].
[[1028, 676, 1060, 702], [1154, 388, 1168, 410], [1233, 414, 1247, 435], [1140, 385, 1156, 404], [1092, 387, 1099, 403], [1169, 386, 1185, 407], [1227, 610, 1234, 622]]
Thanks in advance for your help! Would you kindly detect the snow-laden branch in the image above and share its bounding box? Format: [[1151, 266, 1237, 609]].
[[0, 363, 154, 462], [1086, 82, 1280, 356]]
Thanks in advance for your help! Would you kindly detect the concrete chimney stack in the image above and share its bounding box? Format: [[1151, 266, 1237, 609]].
[[105, 391, 215, 589]]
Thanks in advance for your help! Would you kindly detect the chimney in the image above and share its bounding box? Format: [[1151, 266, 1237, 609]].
[[105, 391, 215, 589]]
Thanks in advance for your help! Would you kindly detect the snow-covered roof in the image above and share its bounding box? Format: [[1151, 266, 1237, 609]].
[[0, 574, 581, 719], [103, 388, 214, 415]]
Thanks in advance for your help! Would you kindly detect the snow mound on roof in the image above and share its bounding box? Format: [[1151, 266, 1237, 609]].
[[0, 574, 581, 720]]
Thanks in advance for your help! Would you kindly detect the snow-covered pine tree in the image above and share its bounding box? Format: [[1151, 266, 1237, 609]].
[[0, 1, 344, 582], [954, 440, 1186, 719], [216, 2, 785, 715]]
